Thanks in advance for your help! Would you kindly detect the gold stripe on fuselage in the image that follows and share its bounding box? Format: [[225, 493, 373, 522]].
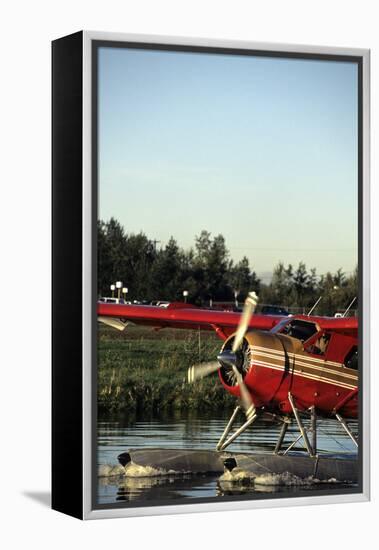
[[251, 358, 357, 390], [252, 349, 358, 381], [252, 344, 342, 368]]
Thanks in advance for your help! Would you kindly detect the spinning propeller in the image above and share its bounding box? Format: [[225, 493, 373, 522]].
[[187, 292, 258, 419]]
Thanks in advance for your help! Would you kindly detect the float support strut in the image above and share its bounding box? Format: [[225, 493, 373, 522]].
[[335, 413, 358, 447], [218, 413, 257, 451], [288, 393, 315, 457], [310, 406, 317, 456], [216, 405, 240, 451], [274, 420, 289, 454]]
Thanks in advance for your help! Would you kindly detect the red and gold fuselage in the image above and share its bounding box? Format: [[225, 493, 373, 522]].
[[219, 330, 358, 418]]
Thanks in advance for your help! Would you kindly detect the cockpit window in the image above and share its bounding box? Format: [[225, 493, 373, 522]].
[[344, 346, 358, 370], [272, 319, 318, 342], [304, 332, 330, 356]]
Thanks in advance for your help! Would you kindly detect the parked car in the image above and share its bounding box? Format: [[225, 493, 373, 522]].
[[98, 297, 129, 305], [261, 305, 290, 316]]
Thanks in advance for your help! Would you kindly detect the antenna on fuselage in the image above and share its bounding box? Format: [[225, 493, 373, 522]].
[[307, 296, 322, 316], [342, 297, 357, 318]]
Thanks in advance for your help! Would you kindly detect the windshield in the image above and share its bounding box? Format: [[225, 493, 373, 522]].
[[271, 318, 319, 342]]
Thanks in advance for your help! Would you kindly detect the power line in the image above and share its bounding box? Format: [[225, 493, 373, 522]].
[[228, 246, 356, 252]]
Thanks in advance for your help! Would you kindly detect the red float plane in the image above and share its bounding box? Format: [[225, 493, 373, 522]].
[[97, 294, 358, 456]]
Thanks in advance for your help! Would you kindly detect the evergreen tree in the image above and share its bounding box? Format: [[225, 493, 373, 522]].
[[97, 217, 358, 314], [229, 256, 260, 303], [151, 237, 185, 300], [192, 230, 230, 302]]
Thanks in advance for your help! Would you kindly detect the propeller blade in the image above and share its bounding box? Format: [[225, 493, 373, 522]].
[[232, 291, 258, 353], [187, 361, 220, 384], [232, 366, 256, 419]]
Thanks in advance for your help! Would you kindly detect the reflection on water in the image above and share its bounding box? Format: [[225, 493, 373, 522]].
[[97, 410, 358, 504]]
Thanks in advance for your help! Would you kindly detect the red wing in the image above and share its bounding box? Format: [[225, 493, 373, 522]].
[[97, 302, 283, 340], [310, 315, 358, 338]]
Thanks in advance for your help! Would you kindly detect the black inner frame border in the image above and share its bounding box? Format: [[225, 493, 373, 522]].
[[91, 39, 364, 512]]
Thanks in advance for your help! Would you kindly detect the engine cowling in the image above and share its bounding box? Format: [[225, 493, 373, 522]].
[[218, 330, 303, 412]]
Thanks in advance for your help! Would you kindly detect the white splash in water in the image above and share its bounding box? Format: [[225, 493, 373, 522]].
[[219, 468, 256, 482], [124, 462, 179, 478], [254, 472, 314, 486], [220, 469, 343, 486], [98, 464, 125, 478], [98, 461, 191, 478]]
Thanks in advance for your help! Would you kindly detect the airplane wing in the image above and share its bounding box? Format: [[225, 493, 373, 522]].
[[97, 302, 283, 340], [310, 315, 358, 337]]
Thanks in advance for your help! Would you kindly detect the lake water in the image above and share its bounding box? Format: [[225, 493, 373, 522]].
[[97, 410, 358, 505]]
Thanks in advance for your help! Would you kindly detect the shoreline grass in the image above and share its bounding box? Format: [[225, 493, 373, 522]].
[[97, 325, 235, 413]]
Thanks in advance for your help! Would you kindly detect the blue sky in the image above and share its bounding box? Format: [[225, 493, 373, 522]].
[[98, 46, 358, 278]]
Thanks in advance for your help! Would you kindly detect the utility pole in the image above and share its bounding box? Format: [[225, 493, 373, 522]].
[[152, 239, 161, 252]]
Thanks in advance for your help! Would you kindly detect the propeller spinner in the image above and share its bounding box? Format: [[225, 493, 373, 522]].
[[187, 292, 258, 420]]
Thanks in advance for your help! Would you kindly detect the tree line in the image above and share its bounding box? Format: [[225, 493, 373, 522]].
[[98, 218, 358, 316]]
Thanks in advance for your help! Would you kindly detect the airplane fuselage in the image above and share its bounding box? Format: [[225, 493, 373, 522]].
[[219, 330, 358, 418]]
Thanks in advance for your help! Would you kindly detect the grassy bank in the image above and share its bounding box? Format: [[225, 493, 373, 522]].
[[97, 325, 235, 413]]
